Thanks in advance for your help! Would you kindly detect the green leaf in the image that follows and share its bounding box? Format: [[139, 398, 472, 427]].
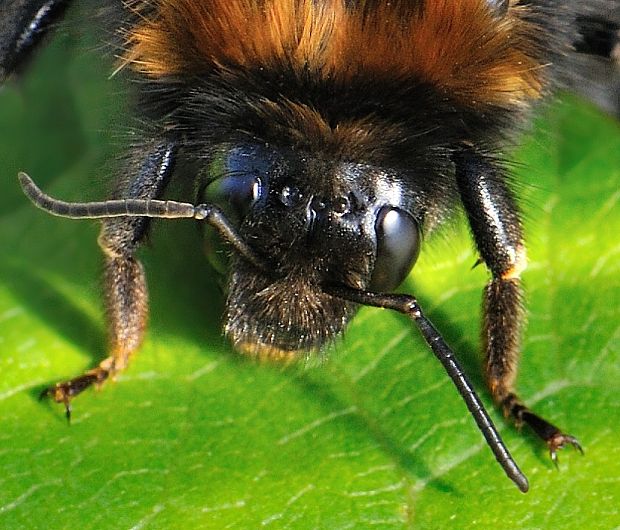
[[1, 18, 619, 530]]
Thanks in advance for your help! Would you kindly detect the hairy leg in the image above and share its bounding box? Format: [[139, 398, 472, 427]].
[[43, 141, 177, 418], [454, 147, 581, 461]]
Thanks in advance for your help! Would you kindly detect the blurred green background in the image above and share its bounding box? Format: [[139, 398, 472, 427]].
[[0, 6, 619, 529]]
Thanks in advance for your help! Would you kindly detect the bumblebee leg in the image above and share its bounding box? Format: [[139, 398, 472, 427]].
[[43, 141, 177, 419], [0, 0, 73, 82], [454, 148, 582, 462]]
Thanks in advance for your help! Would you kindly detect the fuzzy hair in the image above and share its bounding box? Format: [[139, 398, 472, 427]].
[[123, 0, 547, 108]]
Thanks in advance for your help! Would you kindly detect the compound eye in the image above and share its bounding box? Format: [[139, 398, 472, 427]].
[[203, 144, 275, 223], [370, 207, 421, 291], [205, 173, 262, 223]]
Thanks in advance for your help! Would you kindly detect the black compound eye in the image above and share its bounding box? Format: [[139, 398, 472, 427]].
[[370, 207, 421, 291], [205, 173, 262, 222], [204, 145, 271, 223], [203, 145, 270, 274], [203, 173, 262, 275]]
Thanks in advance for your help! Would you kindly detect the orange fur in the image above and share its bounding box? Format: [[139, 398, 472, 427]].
[[124, 0, 545, 107]]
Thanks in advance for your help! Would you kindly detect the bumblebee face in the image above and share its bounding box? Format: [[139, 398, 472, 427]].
[[201, 143, 422, 357]]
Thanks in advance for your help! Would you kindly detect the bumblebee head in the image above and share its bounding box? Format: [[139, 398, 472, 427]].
[[119, 0, 551, 360], [200, 142, 422, 357]]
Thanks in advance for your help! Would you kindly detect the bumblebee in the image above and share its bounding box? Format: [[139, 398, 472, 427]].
[[2, 0, 618, 492]]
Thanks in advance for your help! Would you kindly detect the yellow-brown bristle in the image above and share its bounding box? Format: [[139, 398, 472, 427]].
[[123, 0, 339, 76], [123, 0, 546, 107]]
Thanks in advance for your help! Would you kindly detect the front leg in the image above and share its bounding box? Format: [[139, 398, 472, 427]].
[[43, 141, 177, 418], [454, 147, 581, 462]]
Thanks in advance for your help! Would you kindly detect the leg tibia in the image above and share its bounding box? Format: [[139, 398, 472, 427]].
[[43, 251, 149, 418], [483, 277, 523, 406], [102, 254, 148, 373]]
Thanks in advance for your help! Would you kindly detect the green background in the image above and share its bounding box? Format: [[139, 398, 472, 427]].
[[0, 10, 619, 529]]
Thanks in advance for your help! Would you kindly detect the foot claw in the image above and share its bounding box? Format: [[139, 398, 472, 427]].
[[39, 382, 76, 423], [549, 433, 583, 466], [64, 401, 72, 424], [38, 369, 109, 421]]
